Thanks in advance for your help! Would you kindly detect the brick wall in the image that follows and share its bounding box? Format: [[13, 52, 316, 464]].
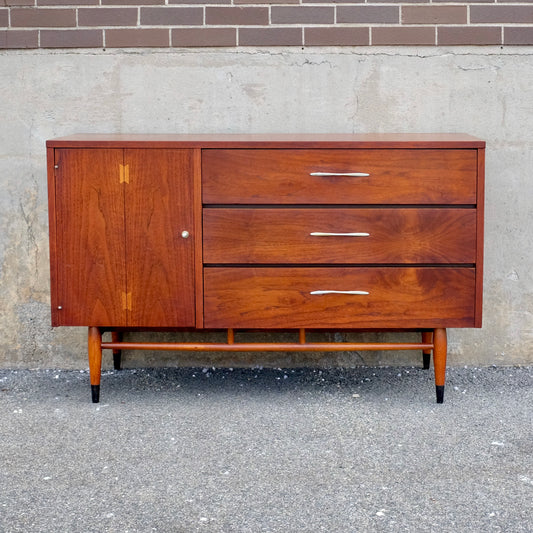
[[1, 1, 533, 49]]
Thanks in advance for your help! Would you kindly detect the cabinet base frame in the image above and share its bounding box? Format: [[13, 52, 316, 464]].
[[88, 327, 447, 404]]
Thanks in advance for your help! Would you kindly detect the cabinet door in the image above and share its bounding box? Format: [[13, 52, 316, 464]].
[[53, 149, 127, 326], [125, 149, 195, 327]]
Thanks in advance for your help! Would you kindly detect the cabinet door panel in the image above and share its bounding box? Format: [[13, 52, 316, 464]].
[[125, 149, 195, 327], [53, 149, 126, 326]]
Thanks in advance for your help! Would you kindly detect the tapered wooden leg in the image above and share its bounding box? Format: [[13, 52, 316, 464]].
[[111, 331, 122, 370], [88, 326, 102, 403], [421, 330, 433, 369], [433, 328, 447, 404]]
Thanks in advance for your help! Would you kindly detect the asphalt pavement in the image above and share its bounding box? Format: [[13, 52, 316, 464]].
[[1, 365, 532, 532]]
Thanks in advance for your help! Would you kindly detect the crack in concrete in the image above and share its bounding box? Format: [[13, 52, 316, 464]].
[[3, 47, 533, 60]]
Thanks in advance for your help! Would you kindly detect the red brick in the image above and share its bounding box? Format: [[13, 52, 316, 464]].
[[471, 6, 533, 24], [305, 26, 369, 46], [505, 26, 533, 45], [304, 0, 364, 3], [0, 29, 38, 47], [432, 0, 485, 3], [271, 6, 334, 24], [141, 7, 203, 26], [372, 0, 427, 2], [105, 28, 170, 47], [172, 27, 236, 47], [78, 8, 138, 27], [103, 0, 163, 5], [372, 26, 435, 46], [38, 0, 97, 5], [337, 6, 399, 24], [402, 6, 467, 24], [11, 8, 76, 27], [438, 26, 501, 46], [239, 27, 302, 46], [206, 7, 268, 26], [0, 8, 7, 26], [236, 0, 297, 3], [170, 0, 229, 4], [41, 29, 103, 47], [3, 0, 35, 6]]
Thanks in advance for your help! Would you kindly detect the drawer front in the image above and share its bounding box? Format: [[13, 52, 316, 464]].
[[203, 208, 476, 264], [203, 267, 476, 329], [202, 149, 478, 204]]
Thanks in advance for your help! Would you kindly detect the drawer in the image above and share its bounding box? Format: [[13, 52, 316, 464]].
[[203, 267, 476, 329], [203, 208, 476, 264], [202, 149, 478, 204]]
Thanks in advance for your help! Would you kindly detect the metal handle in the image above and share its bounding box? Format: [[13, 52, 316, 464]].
[[181, 230, 190, 239], [310, 232, 370, 237], [310, 172, 370, 177], [310, 290, 369, 295]]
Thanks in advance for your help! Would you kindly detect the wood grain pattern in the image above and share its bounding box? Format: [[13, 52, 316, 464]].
[[125, 149, 195, 327], [203, 267, 476, 329], [53, 148, 127, 326], [202, 149, 478, 204], [203, 208, 477, 264]]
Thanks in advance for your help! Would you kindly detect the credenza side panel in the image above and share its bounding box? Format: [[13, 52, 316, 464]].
[[475, 147, 485, 327]]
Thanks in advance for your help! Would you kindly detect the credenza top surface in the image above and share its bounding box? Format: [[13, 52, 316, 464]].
[[47, 133, 485, 149]]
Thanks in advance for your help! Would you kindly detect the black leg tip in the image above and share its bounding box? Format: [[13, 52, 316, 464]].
[[436, 385, 445, 404], [113, 353, 122, 371], [423, 352, 431, 370], [91, 385, 100, 403]]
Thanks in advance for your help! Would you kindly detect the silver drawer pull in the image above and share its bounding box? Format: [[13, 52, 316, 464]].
[[310, 172, 370, 177], [310, 290, 369, 296], [310, 232, 370, 237]]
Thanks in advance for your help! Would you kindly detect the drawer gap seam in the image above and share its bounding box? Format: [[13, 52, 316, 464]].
[[202, 263, 477, 268], [203, 204, 477, 209]]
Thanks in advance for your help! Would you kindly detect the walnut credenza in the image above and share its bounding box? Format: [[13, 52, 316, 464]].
[[46, 134, 485, 403]]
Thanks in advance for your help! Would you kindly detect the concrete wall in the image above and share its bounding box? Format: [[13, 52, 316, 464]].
[[1, 46, 532, 369]]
